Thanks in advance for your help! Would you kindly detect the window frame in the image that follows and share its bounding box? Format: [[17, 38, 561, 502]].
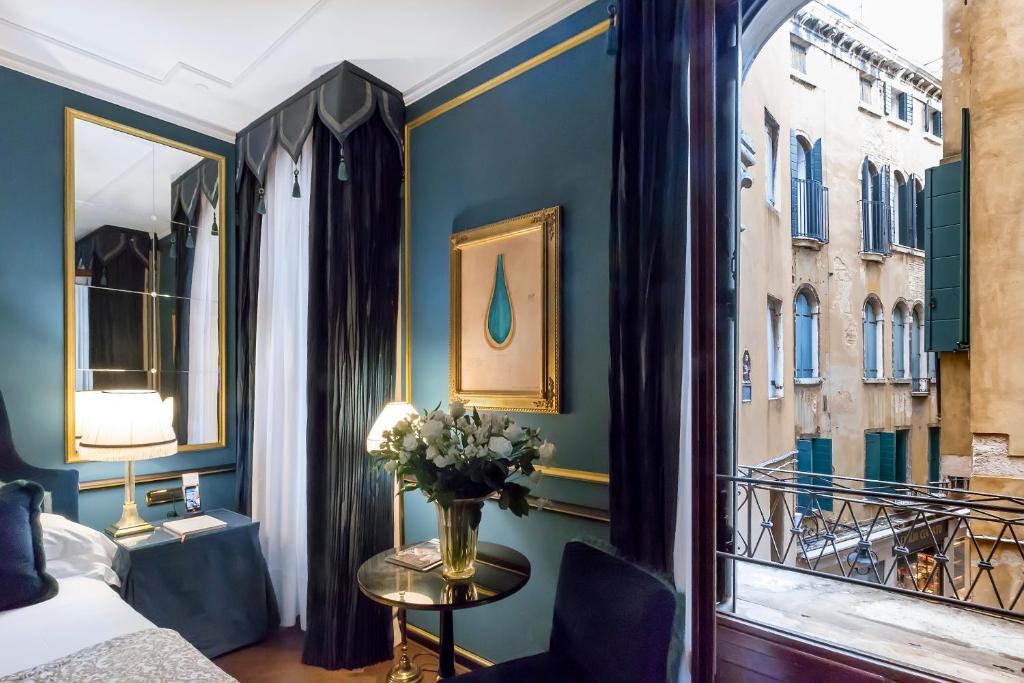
[[764, 111, 780, 206], [767, 296, 784, 398], [794, 286, 819, 380], [790, 39, 808, 74], [892, 301, 909, 379], [863, 296, 885, 380]]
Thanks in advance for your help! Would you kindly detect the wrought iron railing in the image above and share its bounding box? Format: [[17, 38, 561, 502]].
[[791, 178, 829, 242], [722, 465, 1024, 619], [860, 199, 890, 254], [911, 376, 930, 394]]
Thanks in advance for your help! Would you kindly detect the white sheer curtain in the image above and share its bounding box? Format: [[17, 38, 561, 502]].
[[74, 276, 92, 391], [187, 195, 220, 443], [673, 215, 692, 682], [252, 138, 312, 628]]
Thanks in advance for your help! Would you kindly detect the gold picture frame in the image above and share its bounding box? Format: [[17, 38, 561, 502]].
[[64, 108, 227, 462], [449, 206, 560, 414]]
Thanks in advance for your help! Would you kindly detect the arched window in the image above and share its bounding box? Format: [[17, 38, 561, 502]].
[[863, 297, 884, 379], [861, 159, 887, 253], [794, 287, 819, 379], [911, 304, 925, 382], [894, 171, 911, 247], [792, 133, 825, 240], [892, 302, 909, 379]]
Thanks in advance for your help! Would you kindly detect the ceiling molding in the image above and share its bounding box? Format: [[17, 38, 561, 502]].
[[0, 50, 235, 141], [402, 0, 596, 104]]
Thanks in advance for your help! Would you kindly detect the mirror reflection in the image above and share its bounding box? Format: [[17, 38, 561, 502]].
[[71, 115, 223, 451]]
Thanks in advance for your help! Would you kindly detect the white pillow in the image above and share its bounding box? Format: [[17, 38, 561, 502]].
[[39, 513, 122, 587]]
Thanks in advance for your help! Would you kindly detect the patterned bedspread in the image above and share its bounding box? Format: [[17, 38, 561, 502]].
[[0, 628, 236, 682]]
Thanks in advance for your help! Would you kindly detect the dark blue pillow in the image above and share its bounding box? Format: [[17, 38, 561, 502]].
[[0, 480, 58, 611]]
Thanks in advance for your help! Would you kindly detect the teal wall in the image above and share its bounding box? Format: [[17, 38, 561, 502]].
[[404, 2, 614, 662], [0, 66, 237, 529]]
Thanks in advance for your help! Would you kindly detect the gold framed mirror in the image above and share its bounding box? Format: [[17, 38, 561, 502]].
[[64, 108, 227, 462]]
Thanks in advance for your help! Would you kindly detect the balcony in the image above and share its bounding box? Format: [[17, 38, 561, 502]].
[[791, 178, 829, 245], [860, 199, 890, 256], [911, 376, 930, 396], [724, 466, 1024, 680]]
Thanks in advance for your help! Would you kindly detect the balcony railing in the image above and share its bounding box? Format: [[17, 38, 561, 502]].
[[723, 465, 1024, 620], [860, 199, 890, 254], [791, 178, 829, 242], [911, 376, 930, 395]]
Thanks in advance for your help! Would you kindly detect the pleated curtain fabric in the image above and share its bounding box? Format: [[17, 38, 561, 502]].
[[608, 0, 689, 575], [251, 138, 314, 629], [235, 171, 263, 516], [302, 115, 400, 669]]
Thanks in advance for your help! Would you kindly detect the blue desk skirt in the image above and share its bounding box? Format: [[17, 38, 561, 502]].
[[120, 509, 280, 657]]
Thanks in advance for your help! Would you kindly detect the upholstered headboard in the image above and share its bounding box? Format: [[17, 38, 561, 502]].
[[0, 389, 79, 521]]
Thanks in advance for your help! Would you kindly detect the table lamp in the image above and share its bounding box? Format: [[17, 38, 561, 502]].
[[77, 390, 178, 538], [366, 401, 418, 453]]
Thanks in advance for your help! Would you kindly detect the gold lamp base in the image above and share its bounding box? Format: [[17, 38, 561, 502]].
[[105, 501, 154, 538], [387, 650, 423, 683]]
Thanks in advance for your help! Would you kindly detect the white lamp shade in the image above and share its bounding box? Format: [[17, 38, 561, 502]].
[[366, 401, 418, 453], [77, 390, 178, 462], [74, 390, 103, 439]]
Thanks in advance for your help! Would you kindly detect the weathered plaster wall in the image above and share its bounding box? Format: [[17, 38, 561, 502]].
[[941, 0, 1024, 463], [739, 13, 940, 486]]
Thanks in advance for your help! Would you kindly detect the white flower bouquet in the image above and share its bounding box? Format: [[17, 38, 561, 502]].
[[370, 402, 556, 516]]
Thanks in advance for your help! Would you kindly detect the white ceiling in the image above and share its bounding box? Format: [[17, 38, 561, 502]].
[[0, 0, 593, 141]]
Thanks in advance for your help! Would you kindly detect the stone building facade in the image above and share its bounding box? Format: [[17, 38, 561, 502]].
[[738, 2, 942, 494]]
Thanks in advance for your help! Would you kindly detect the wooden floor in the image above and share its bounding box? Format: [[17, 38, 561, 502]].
[[215, 628, 467, 682]]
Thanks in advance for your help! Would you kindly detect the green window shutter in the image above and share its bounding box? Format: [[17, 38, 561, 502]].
[[928, 427, 941, 485], [865, 432, 881, 489], [924, 112, 970, 352], [879, 432, 897, 484], [797, 439, 813, 513], [812, 438, 833, 511], [895, 431, 909, 484]]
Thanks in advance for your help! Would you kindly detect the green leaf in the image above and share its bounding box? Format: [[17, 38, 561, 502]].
[[434, 490, 455, 509], [503, 482, 531, 517], [472, 407, 482, 426], [468, 502, 483, 530]]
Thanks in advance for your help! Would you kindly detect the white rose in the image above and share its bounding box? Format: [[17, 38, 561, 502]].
[[433, 453, 454, 468], [450, 402, 465, 419], [447, 446, 459, 458], [402, 434, 419, 451], [488, 436, 513, 459], [426, 445, 439, 460], [421, 419, 444, 442], [383, 460, 397, 473], [398, 451, 410, 464], [538, 441, 556, 465], [535, 497, 551, 511], [529, 470, 542, 485], [429, 409, 447, 422], [464, 445, 477, 459], [503, 424, 526, 443]]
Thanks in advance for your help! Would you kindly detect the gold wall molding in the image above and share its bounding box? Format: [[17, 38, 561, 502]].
[[79, 464, 235, 492], [402, 17, 611, 485], [407, 624, 494, 669]]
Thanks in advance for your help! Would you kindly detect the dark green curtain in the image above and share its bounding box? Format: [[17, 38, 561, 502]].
[[608, 0, 688, 574], [234, 170, 263, 515], [303, 114, 401, 669]]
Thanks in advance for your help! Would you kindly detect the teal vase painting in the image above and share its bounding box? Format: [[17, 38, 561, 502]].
[[485, 254, 515, 348]]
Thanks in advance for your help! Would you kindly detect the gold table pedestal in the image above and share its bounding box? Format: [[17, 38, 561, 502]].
[[388, 609, 423, 683]]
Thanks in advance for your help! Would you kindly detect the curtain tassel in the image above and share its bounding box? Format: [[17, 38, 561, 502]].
[[99, 266, 107, 287], [185, 228, 195, 249], [256, 186, 267, 215], [292, 167, 302, 198], [337, 150, 349, 182], [606, 5, 618, 55], [169, 234, 177, 260], [210, 217, 219, 236]]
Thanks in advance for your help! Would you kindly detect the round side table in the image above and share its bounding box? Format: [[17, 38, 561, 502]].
[[358, 541, 531, 681]]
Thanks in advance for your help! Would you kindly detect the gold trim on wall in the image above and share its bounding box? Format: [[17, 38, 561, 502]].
[[401, 19, 610, 479], [63, 108, 228, 463], [79, 464, 235, 492], [449, 207, 560, 414], [407, 624, 495, 669]]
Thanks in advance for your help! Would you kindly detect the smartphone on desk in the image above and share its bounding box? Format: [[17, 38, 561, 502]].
[[182, 472, 201, 515]]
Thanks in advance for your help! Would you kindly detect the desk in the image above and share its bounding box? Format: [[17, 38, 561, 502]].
[[117, 508, 280, 657], [358, 541, 530, 680]]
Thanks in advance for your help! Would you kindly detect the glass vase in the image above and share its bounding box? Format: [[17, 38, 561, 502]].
[[435, 497, 486, 580]]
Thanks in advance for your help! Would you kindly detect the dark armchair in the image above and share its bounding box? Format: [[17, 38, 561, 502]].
[[455, 539, 682, 683]]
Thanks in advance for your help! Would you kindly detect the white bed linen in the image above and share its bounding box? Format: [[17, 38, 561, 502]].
[[0, 577, 154, 676]]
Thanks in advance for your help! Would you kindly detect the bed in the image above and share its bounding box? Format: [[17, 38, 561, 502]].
[[0, 390, 235, 682]]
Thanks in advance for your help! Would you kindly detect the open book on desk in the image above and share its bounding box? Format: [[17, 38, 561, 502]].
[[163, 515, 227, 540]]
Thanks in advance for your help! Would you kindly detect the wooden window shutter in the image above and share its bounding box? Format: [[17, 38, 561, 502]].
[[790, 129, 799, 233], [879, 431, 897, 484], [928, 427, 941, 484], [864, 432, 881, 488], [797, 439, 814, 513], [881, 164, 892, 253], [925, 109, 970, 352], [882, 82, 891, 115], [812, 438, 833, 511]]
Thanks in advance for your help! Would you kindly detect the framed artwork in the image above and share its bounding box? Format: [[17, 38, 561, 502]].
[[449, 206, 560, 413]]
